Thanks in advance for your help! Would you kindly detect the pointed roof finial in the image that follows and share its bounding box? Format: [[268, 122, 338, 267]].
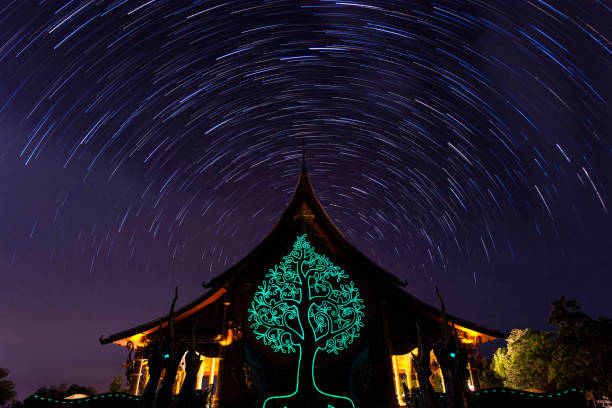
[[296, 135, 312, 193], [301, 135, 306, 173], [295, 136, 314, 195]]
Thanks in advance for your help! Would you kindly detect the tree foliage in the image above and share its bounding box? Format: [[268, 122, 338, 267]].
[[109, 375, 122, 393], [488, 298, 612, 397], [491, 329, 555, 390], [0, 368, 16, 406], [548, 297, 612, 397], [478, 357, 504, 389]]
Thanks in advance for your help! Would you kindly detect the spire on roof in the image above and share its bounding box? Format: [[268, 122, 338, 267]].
[[301, 135, 307, 173], [297, 136, 311, 192]]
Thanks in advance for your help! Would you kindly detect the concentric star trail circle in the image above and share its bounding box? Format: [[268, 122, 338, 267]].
[[0, 0, 610, 286]]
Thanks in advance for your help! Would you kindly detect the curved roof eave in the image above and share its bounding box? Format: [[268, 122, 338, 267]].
[[99, 286, 226, 345], [388, 284, 505, 340]]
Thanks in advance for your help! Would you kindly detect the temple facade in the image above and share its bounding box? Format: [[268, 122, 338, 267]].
[[100, 163, 503, 408]]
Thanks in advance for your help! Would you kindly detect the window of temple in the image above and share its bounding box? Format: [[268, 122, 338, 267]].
[[172, 353, 188, 395], [391, 349, 445, 406], [195, 355, 219, 395], [139, 360, 149, 395], [137, 354, 219, 397]]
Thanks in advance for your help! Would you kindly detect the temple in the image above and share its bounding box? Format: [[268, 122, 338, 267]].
[[100, 161, 504, 408]]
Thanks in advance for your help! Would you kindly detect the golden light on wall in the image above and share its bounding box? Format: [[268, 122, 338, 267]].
[[217, 328, 233, 346], [392, 348, 448, 406], [123, 334, 147, 347], [195, 355, 219, 391]]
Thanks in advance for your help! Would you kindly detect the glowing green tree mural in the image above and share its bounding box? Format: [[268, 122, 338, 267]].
[[248, 234, 365, 408]]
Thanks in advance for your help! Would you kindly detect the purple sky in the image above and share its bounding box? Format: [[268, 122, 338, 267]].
[[1, 0, 611, 400]]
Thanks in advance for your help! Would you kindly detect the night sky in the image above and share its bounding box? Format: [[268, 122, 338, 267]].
[[1, 0, 611, 400]]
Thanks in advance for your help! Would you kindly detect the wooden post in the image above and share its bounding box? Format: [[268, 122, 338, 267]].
[[133, 358, 144, 395], [407, 353, 414, 390], [196, 356, 204, 390], [380, 298, 399, 407], [212, 293, 230, 408], [209, 358, 216, 387], [467, 358, 481, 390], [392, 355, 403, 406]]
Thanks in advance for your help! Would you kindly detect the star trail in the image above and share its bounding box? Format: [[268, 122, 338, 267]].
[[0, 0, 610, 399]]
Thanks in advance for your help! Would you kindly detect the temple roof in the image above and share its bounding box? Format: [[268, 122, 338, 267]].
[[101, 161, 504, 346]]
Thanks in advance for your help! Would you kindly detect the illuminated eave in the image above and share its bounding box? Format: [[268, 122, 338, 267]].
[[453, 322, 498, 343], [103, 287, 227, 347]]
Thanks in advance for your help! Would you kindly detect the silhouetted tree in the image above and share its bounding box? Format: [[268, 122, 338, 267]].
[[548, 297, 612, 398], [34, 384, 97, 399], [109, 375, 123, 393], [0, 368, 16, 406]]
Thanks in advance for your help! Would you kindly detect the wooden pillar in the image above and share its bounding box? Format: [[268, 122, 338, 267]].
[[127, 357, 144, 395], [212, 293, 230, 408], [465, 342, 481, 390], [142, 364, 150, 394], [209, 357, 216, 388], [196, 356, 205, 390], [468, 360, 481, 390], [407, 353, 415, 390], [380, 298, 400, 407], [211, 357, 222, 406], [392, 355, 403, 406], [134, 359, 144, 395]]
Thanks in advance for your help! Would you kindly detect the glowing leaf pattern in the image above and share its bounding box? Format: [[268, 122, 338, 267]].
[[248, 234, 365, 407]]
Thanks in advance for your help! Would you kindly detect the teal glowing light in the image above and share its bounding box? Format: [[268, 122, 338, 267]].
[[163, 353, 170, 359], [450, 352, 456, 358], [249, 235, 365, 408]]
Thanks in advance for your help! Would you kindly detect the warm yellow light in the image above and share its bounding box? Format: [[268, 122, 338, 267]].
[[218, 329, 233, 346], [392, 355, 404, 406], [452, 324, 497, 343], [64, 395, 89, 400], [209, 358, 216, 385], [524, 388, 545, 393], [126, 334, 147, 347], [109, 287, 228, 347], [196, 355, 205, 390]]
